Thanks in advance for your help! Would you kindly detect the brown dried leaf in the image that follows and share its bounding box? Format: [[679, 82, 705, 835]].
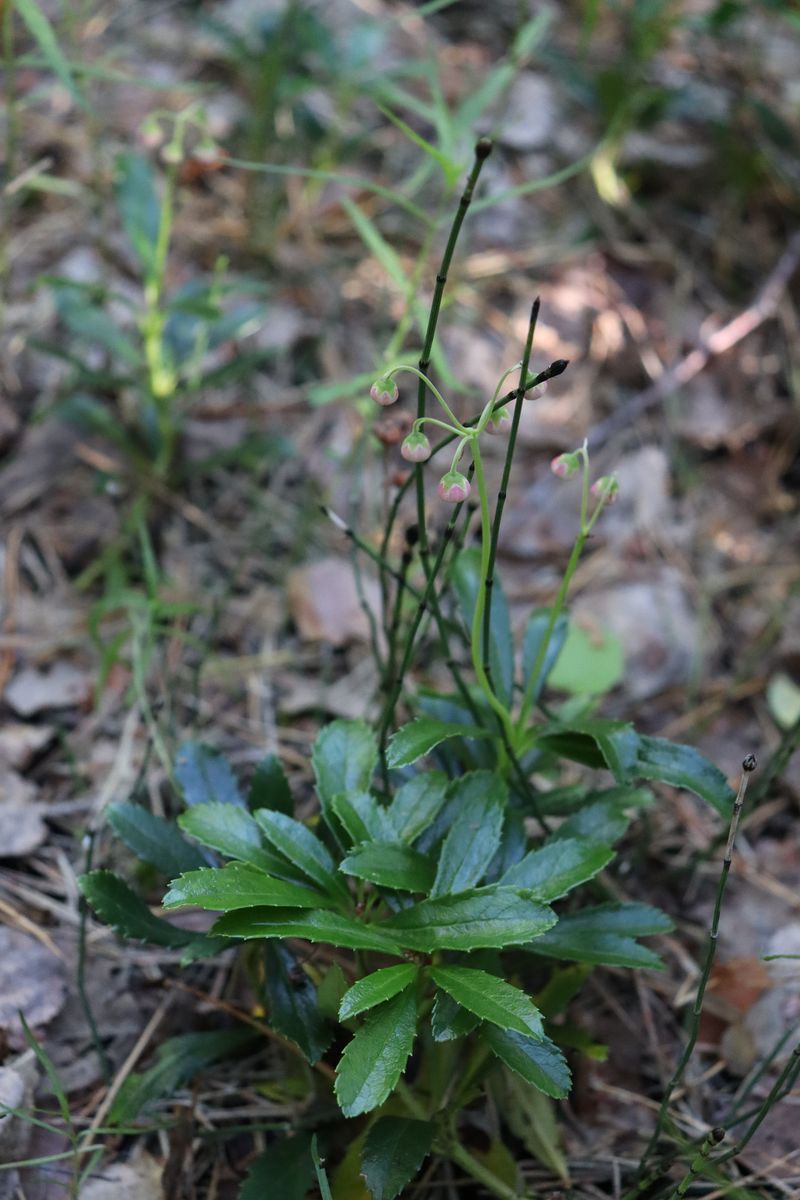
[[0, 929, 66, 1047]]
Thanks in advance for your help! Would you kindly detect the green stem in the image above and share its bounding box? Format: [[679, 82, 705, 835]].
[[389, 365, 467, 432], [666, 1127, 725, 1200], [716, 1040, 800, 1165], [445, 1133, 522, 1200]]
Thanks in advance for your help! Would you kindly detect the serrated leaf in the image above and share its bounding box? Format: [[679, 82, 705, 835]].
[[265, 942, 331, 1064], [430, 991, 479, 1042], [635, 735, 735, 816], [163, 864, 330, 911], [431, 966, 543, 1038], [453, 547, 514, 706], [174, 742, 244, 807], [524, 903, 673, 969], [80, 870, 199, 948], [313, 720, 377, 834], [212, 907, 405, 954], [332, 791, 392, 845], [484, 1027, 571, 1098], [522, 608, 569, 703], [249, 752, 293, 815], [555, 799, 632, 845], [384, 887, 556, 952], [549, 621, 624, 695], [361, 1117, 434, 1200], [339, 965, 419, 1021], [386, 718, 491, 769], [536, 719, 639, 783], [108, 802, 207, 877], [178, 803, 288, 874], [500, 837, 614, 900], [341, 844, 435, 893], [335, 986, 418, 1117], [388, 772, 448, 843], [431, 771, 506, 898], [240, 1134, 314, 1200], [114, 152, 160, 275], [255, 809, 348, 901]]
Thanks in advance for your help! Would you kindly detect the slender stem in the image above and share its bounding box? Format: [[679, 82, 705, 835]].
[[728, 1020, 800, 1117], [383, 544, 412, 696], [481, 297, 539, 703], [639, 760, 755, 1169], [389, 365, 467, 432], [77, 832, 113, 1083], [666, 1127, 725, 1200], [716, 1041, 800, 1165], [445, 1133, 522, 1200]]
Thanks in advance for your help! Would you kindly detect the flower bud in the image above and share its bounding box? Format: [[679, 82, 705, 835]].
[[590, 475, 619, 504], [370, 377, 399, 407], [526, 380, 548, 401], [400, 431, 432, 463], [486, 407, 511, 434], [550, 452, 580, 479], [437, 470, 471, 503], [140, 115, 164, 148]]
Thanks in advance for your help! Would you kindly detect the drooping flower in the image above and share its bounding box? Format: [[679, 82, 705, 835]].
[[550, 452, 580, 479], [486, 407, 512, 434], [526, 380, 548, 401], [370, 377, 399, 407], [400, 431, 432, 463], [437, 470, 471, 503], [590, 475, 619, 504]]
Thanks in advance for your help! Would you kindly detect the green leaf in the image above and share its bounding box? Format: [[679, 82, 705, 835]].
[[178, 803, 287, 874], [163, 864, 330, 911], [340, 844, 435, 893], [249, 752, 293, 815], [313, 720, 377, 830], [386, 718, 490, 769], [555, 799, 631, 845], [332, 791, 392, 845], [500, 837, 614, 900], [212, 907, 405, 954], [110, 1029, 257, 1124], [384, 887, 556, 952], [108, 802, 207, 877], [14, 0, 87, 110], [114, 152, 160, 275], [339, 965, 419, 1021], [452, 547, 514, 706], [491, 1069, 569, 1183], [548, 620, 624, 695], [255, 809, 347, 900], [635, 736, 735, 816], [361, 1117, 434, 1200], [174, 742, 244, 807], [265, 942, 331, 1064], [340, 196, 408, 289], [430, 991, 479, 1042], [536, 720, 639, 783], [376, 103, 460, 188], [431, 771, 506, 897], [522, 609, 569, 703], [240, 1134, 314, 1200], [387, 772, 448, 843], [525, 903, 673, 969], [54, 286, 140, 366], [335, 986, 418, 1117], [431, 966, 543, 1038], [80, 870, 198, 948], [483, 1027, 571, 1098]]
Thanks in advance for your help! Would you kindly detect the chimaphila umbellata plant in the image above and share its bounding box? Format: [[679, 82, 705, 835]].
[[77, 141, 760, 1199]]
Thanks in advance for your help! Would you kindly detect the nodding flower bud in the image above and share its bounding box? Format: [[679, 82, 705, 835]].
[[526, 381, 548, 402], [550, 452, 580, 479], [486, 407, 512, 434], [437, 470, 471, 503], [370, 377, 399, 407], [400, 431, 432, 463], [590, 475, 619, 504]]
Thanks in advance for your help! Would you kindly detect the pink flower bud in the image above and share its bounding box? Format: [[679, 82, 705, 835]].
[[526, 381, 548, 401], [370, 377, 399, 407], [486, 407, 512, 434], [400, 431, 432, 463], [590, 475, 619, 504], [550, 452, 580, 479], [437, 471, 471, 503]]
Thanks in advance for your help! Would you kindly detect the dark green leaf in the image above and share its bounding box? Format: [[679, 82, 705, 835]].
[[332, 790, 392, 844], [341, 844, 435, 893], [361, 1117, 434, 1200], [388, 772, 448, 843], [240, 1135, 314, 1200], [522, 609, 568, 703], [249, 752, 293, 815], [265, 942, 331, 1064], [431, 966, 543, 1038], [212, 907, 405, 954], [500, 837, 614, 900], [312, 720, 377, 835], [525, 903, 672, 969], [335, 986, 418, 1117], [54, 286, 140, 365], [555, 799, 632, 845], [174, 742, 244, 807], [453, 547, 514, 706], [255, 809, 347, 900], [339, 965, 419, 1021], [178, 803, 289, 874], [636, 735, 735, 815], [483, 1027, 571, 1098], [108, 802, 206, 877], [114, 152, 160, 275], [430, 991, 479, 1042], [431, 771, 506, 898], [163, 864, 330, 911], [80, 870, 196, 948], [384, 887, 556, 952], [386, 718, 490, 769], [536, 720, 639, 783]]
